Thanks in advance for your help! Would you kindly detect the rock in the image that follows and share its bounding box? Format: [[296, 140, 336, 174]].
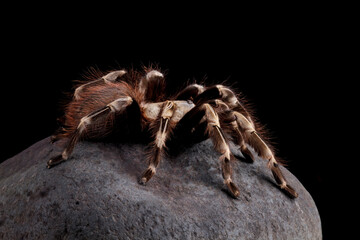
[[0, 137, 321, 240]]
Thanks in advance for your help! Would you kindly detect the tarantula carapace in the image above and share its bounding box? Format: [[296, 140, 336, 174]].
[[48, 67, 298, 199]]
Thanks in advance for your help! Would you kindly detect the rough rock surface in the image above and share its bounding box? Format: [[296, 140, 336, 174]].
[[0, 137, 321, 239]]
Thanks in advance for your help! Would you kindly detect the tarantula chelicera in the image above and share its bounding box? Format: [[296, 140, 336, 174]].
[[48, 67, 298, 199]]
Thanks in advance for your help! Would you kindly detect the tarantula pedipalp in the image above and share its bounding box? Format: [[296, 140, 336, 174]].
[[48, 67, 298, 199]]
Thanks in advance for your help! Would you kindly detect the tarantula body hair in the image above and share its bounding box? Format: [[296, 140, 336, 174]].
[[58, 81, 139, 141], [48, 67, 298, 199]]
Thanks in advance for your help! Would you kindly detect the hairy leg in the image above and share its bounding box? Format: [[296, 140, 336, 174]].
[[231, 111, 298, 198], [192, 84, 253, 122], [209, 99, 255, 162], [74, 70, 127, 100], [206, 99, 297, 198], [203, 103, 240, 198], [138, 70, 166, 102], [174, 101, 240, 198], [47, 96, 134, 168], [140, 101, 175, 184], [175, 83, 205, 101], [176, 83, 297, 198]]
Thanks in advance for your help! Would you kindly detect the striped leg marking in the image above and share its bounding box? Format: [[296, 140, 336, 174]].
[[233, 111, 298, 198], [47, 96, 133, 168], [203, 103, 240, 198], [140, 101, 174, 184], [74, 70, 127, 100]]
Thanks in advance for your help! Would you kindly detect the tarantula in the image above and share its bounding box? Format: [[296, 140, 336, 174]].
[[48, 67, 298, 199]]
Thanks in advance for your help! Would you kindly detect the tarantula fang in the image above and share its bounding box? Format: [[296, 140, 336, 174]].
[[48, 67, 298, 199]]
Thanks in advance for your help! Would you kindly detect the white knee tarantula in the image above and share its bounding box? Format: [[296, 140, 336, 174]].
[[48, 67, 298, 199]]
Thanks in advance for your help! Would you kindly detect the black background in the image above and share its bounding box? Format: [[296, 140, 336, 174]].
[[0, 5, 351, 239]]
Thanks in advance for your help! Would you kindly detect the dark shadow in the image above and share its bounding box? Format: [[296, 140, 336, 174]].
[[232, 152, 254, 164], [221, 188, 240, 200]]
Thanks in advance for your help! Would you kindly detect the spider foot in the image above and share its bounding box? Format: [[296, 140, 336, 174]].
[[138, 177, 147, 185], [271, 165, 298, 198], [47, 155, 66, 169], [139, 167, 155, 185], [50, 135, 57, 143], [281, 183, 299, 199], [225, 179, 240, 198]]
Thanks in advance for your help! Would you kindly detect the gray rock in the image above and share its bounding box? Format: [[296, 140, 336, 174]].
[[0, 137, 321, 240]]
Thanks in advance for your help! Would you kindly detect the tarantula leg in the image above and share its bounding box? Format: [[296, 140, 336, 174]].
[[47, 96, 133, 168], [209, 99, 255, 163], [138, 70, 166, 102], [140, 101, 174, 184], [74, 70, 127, 100], [232, 111, 298, 198], [192, 84, 253, 122], [171, 101, 239, 197], [215, 85, 252, 118], [194, 86, 222, 104], [271, 163, 298, 198], [203, 103, 240, 198], [139, 132, 163, 184], [175, 84, 205, 101], [230, 125, 255, 163]]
